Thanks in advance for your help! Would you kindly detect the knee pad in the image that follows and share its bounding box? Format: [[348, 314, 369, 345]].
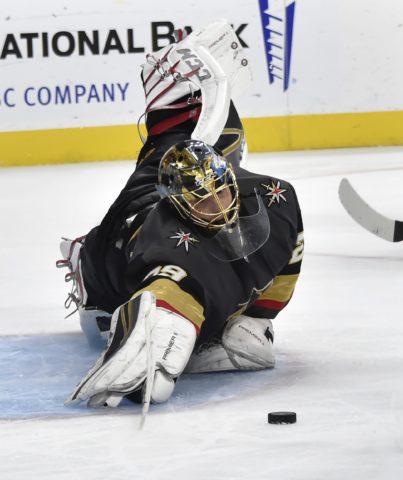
[[222, 316, 275, 370]]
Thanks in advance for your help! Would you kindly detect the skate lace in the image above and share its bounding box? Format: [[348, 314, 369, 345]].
[[63, 285, 81, 317], [56, 236, 85, 318]]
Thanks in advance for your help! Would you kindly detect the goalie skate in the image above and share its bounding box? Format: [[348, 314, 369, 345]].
[[56, 237, 111, 346]]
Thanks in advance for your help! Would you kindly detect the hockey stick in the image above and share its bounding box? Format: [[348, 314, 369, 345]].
[[338, 177, 403, 242], [139, 298, 156, 430]]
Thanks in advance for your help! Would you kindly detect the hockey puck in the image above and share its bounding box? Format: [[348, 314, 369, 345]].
[[268, 411, 297, 424]]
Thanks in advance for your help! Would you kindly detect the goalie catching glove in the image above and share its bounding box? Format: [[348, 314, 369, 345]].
[[65, 291, 197, 407]]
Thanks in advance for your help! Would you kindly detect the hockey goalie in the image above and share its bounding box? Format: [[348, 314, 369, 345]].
[[57, 20, 304, 410]]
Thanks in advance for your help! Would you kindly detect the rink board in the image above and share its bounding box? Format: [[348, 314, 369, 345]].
[[3, 110, 403, 167], [2, 0, 403, 165]]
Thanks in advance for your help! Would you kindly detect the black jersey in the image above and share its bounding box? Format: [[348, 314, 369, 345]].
[[80, 101, 247, 312], [124, 168, 303, 344]]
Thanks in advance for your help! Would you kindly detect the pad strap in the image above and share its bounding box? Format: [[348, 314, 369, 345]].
[[148, 105, 202, 136]]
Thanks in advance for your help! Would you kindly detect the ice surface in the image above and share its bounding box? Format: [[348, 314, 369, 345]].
[[1, 147, 403, 479]]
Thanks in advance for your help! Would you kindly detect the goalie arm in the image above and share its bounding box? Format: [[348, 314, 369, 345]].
[[134, 274, 205, 335], [245, 230, 304, 320], [141, 19, 251, 146], [185, 228, 304, 375]]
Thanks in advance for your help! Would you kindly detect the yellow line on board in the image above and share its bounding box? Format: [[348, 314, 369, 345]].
[[0, 125, 146, 167], [1, 110, 403, 167], [243, 110, 403, 151]]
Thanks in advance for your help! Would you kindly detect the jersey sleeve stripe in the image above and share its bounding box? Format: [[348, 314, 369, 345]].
[[254, 298, 288, 311], [259, 273, 299, 302], [132, 278, 204, 333], [246, 273, 299, 317]]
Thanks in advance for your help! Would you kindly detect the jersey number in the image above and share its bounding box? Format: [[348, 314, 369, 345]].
[[144, 265, 187, 283], [289, 231, 304, 264]]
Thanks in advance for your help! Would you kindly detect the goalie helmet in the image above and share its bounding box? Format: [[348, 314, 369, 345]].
[[157, 140, 240, 230]]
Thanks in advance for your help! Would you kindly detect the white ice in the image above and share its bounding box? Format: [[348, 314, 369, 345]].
[[1, 146, 403, 479]]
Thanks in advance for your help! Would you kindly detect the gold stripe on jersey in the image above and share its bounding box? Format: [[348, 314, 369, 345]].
[[259, 274, 299, 303], [136, 146, 156, 168], [220, 128, 243, 157], [127, 225, 142, 251], [132, 278, 204, 331]]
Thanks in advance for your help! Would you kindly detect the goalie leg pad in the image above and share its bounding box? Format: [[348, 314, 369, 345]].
[[150, 370, 176, 404], [66, 292, 155, 404], [222, 316, 275, 370], [185, 341, 235, 373], [66, 291, 197, 406], [186, 316, 275, 373]]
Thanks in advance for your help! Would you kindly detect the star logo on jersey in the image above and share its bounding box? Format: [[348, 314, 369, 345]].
[[169, 230, 199, 253], [261, 180, 287, 207]]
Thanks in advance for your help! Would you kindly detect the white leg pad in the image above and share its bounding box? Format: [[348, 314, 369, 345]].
[[66, 292, 197, 405], [186, 316, 275, 373], [150, 370, 176, 404], [185, 341, 261, 373], [222, 316, 275, 369], [185, 342, 235, 373]]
